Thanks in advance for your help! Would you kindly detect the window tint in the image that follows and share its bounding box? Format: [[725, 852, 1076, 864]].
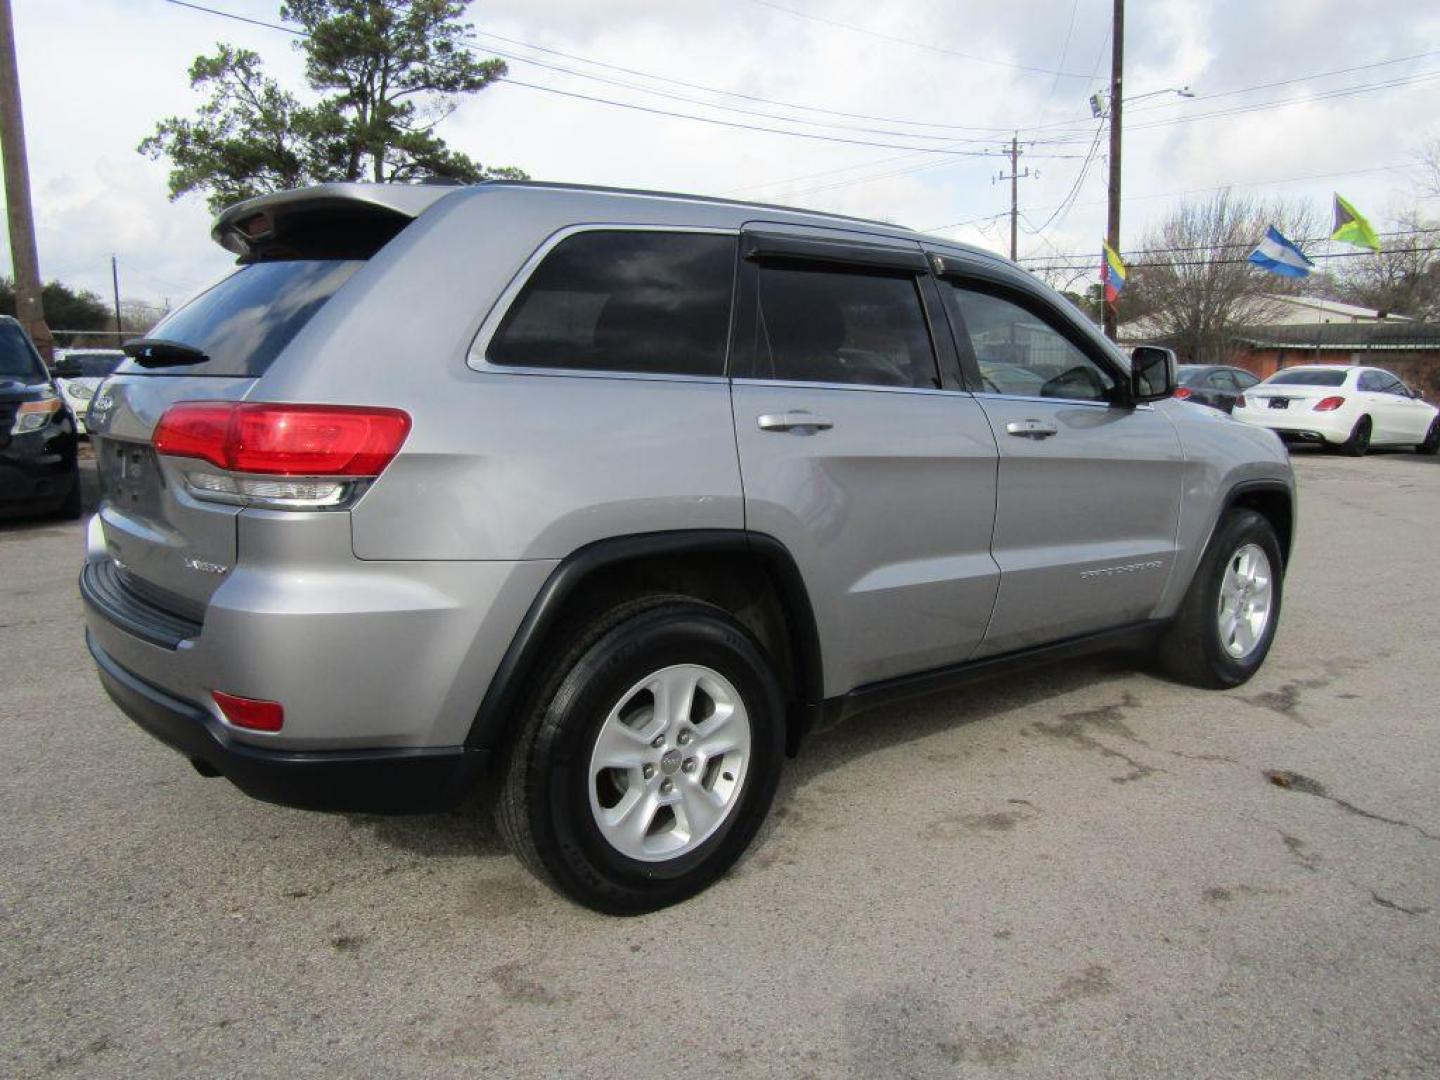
[[69, 352, 124, 378], [946, 286, 1114, 402], [1268, 368, 1346, 387], [0, 321, 46, 382], [1357, 370, 1386, 391], [746, 264, 937, 388], [1235, 370, 1260, 389], [1210, 370, 1240, 391], [134, 260, 362, 378], [488, 231, 735, 377]]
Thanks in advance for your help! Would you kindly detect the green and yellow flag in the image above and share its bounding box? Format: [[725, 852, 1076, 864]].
[[1331, 194, 1380, 251]]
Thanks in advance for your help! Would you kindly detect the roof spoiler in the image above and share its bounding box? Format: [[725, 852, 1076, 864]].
[[211, 183, 461, 262]]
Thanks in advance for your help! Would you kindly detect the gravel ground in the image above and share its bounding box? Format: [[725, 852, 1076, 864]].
[[2, 447, 1438, 1078]]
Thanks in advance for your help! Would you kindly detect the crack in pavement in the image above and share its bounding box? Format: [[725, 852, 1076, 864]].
[[1265, 770, 1439, 843]]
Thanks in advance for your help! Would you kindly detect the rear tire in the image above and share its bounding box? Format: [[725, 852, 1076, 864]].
[[495, 596, 785, 914], [1418, 416, 1439, 455], [1339, 416, 1371, 457], [1157, 509, 1283, 689]]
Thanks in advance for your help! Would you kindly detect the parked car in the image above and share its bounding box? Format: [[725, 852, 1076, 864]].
[[82, 182, 1295, 912], [52, 348, 125, 434], [0, 316, 80, 520], [1173, 364, 1260, 413], [1233, 364, 1440, 455]]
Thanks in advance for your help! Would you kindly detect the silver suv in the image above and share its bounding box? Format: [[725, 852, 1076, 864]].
[[82, 182, 1294, 912]]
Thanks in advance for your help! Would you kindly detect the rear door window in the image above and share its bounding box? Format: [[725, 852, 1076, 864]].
[[744, 264, 939, 388], [131, 260, 363, 377], [487, 231, 736, 377]]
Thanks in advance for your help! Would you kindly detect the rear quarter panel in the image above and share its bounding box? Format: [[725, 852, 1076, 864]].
[[250, 186, 750, 559]]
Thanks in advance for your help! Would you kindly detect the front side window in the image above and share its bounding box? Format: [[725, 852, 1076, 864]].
[[748, 264, 938, 388], [488, 231, 735, 377], [0, 321, 46, 383], [1235, 370, 1260, 389], [945, 285, 1114, 402]]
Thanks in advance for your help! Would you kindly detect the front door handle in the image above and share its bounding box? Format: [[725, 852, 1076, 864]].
[[758, 411, 835, 433], [1005, 419, 1058, 439]]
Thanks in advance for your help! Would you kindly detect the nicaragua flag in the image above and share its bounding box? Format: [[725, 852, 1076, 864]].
[[1247, 226, 1314, 277]]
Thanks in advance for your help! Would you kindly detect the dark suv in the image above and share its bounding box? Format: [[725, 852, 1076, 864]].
[[0, 316, 79, 520]]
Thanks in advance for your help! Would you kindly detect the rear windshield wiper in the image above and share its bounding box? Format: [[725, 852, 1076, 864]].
[[122, 338, 210, 368]]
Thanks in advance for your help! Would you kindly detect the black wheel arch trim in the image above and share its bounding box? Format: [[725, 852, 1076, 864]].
[[1211, 478, 1295, 565], [464, 529, 825, 754]]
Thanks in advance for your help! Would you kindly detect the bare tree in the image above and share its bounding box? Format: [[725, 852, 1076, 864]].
[[1419, 135, 1440, 197], [1331, 207, 1440, 321], [1132, 190, 1316, 361]]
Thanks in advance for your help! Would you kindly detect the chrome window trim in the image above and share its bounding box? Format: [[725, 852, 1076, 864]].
[[970, 390, 1151, 410], [466, 223, 740, 378], [730, 376, 972, 399]]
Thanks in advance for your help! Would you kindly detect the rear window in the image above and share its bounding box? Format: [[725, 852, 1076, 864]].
[[67, 352, 124, 378], [487, 231, 735, 377], [129, 260, 362, 377], [1267, 369, 1346, 387], [0, 321, 46, 383]]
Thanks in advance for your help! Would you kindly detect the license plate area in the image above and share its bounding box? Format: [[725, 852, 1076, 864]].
[[1267, 398, 1290, 410], [96, 438, 165, 513]]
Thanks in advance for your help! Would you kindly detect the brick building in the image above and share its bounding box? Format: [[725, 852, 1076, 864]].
[[1227, 322, 1440, 399]]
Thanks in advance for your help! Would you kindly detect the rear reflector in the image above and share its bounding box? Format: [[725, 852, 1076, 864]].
[[212, 690, 284, 732], [1172, 386, 1193, 399], [154, 403, 411, 476], [1313, 396, 1346, 412]]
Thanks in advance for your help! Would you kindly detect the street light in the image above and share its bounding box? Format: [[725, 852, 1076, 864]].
[[1090, 85, 1194, 117]]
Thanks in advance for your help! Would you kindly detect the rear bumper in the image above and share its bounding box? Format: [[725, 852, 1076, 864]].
[[88, 629, 488, 813], [1234, 410, 1351, 445]]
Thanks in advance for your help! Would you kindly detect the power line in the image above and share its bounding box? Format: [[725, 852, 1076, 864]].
[[921, 162, 1416, 234], [1017, 226, 1440, 263], [160, 0, 1022, 155], [747, 0, 1093, 78], [466, 27, 1028, 134], [1017, 245, 1440, 273]]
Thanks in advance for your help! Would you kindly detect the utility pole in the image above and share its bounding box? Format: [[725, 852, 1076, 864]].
[[996, 132, 1032, 262], [1103, 0, 1124, 341], [111, 255, 123, 339], [0, 0, 52, 362]]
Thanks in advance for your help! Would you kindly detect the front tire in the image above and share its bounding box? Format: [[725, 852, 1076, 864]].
[[495, 597, 785, 914], [1418, 416, 1439, 455], [1158, 509, 1284, 689]]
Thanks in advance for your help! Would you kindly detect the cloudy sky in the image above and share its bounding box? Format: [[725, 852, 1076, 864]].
[[4, 0, 1439, 314]]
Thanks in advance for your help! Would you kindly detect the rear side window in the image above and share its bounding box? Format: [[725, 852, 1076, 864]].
[[132, 260, 362, 377], [748, 265, 938, 388], [488, 231, 735, 377]]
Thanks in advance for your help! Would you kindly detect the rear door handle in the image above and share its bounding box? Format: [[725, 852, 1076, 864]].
[[758, 411, 834, 433], [1005, 419, 1058, 439]]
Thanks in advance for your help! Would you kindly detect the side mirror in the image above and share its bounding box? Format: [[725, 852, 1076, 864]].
[[1129, 346, 1177, 403]]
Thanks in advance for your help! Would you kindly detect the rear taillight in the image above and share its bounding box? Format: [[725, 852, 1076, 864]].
[[1172, 386, 1193, 399], [1313, 396, 1345, 412], [213, 690, 284, 732], [1234, 394, 1246, 409], [153, 402, 410, 510]]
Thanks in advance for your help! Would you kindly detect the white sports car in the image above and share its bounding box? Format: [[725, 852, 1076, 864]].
[[1233, 364, 1439, 456]]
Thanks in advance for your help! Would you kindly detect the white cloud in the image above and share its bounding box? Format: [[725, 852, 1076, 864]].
[[1, 0, 1436, 311]]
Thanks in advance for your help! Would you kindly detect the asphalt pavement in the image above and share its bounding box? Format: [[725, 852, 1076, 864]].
[[2, 447, 1438, 1078]]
